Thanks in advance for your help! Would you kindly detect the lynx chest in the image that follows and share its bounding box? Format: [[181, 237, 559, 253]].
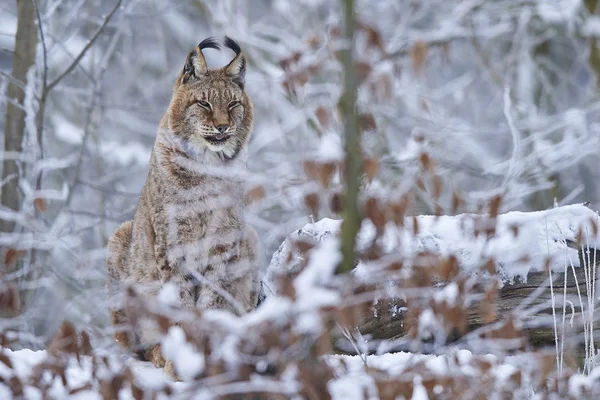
[[164, 178, 245, 272]]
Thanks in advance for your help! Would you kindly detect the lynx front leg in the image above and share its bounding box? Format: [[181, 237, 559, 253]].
[[106, 220, 139, 351], [144, 342, 181, 381], [110, 309, 135, 349]]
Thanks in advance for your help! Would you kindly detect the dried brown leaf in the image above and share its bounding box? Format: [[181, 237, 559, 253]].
[[80, 331, 92, 356], [303, 160, 320, 181], [451, 191, 462, 214], [9, 376, 23, 396], [358, 113, 376, 132], [69, 383, 93, 395], [48, 321, 79, 357], [294, 239, 315, 254], [304, 192, 320, 215], [390, 195, 411, 225], [575, 226, 584, 246], [244, 185, 266, 205], [509, 224, 520, 237], [361, 24, 386, 53], [355, 61, 372, 84], [432, 175, 443, 200], [4, 248, 25, 268], [439, 255, 459, 281], [412, 216, 420, 236], [591, 217, 599, 238], [315, 106, 330, 128], [364, 158, 379, 182], [279, 274, 296, 300], [418, 152, 432, 172], [306, 34, 321, 49], [0, 352, 13, 370], [319, 162, 336, 188], [34, 197, 46, 213], [489, 194, 502, 218], [282, 79, 296, 97], [155, 314, 171, 335], [0, 285, 20, 314], [330, 192, 343, 214], [410, 40, 428, 75], [365, 197, 385, 233]]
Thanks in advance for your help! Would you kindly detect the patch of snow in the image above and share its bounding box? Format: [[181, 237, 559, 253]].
[[433, 282, 459, 306], [317, 133, 343, 162], [537, 0, 581, 24], [4, 347, 598, 399], [417, 308, 440, 341], [493, 363, 518, 384], [569, 373, 590, 397], [157, 283, 179, 307], [161, 326, 205, 381], [0, 14, 17, 51], [583, 16, 600, 37], [411, 376, 429, 400], [263, 204, 600, 299]]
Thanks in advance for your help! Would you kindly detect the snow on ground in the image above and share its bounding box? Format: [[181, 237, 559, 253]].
[[3, 347, 599, 399], [0, 348, 176, 400], [3, 204, 600, 398], [263, 204, 600, 298]]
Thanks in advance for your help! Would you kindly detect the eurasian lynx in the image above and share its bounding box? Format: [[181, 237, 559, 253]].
[[106, 37, 260, 378]]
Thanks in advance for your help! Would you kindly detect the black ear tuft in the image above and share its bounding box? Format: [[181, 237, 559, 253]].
[[223, 36, 246, 89], [224, 36, 242, 55], [181, 38, 222, 84], [199, 37, 221, 52]]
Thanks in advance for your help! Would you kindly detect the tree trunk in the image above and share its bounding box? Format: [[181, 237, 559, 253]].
[[337, 0, 363, 274], [586, 1, 600, 89], [1, 0, 39, 234]]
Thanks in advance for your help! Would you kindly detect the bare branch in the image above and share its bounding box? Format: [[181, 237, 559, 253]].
[[31, 0, 48, 93], [77, 179, 139, 197], [46, 0, 122, 92]]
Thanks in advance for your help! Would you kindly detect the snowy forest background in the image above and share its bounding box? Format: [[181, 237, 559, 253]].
[[2, 0, 600, 398]]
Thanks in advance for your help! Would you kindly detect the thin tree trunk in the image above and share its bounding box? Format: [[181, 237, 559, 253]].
[[337, 0, 362, 274], [586, 1, 600, 89], [1, 0, 39, 234]]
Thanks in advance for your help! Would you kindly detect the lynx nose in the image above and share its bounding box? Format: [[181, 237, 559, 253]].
[[215, 125, 229, 134]]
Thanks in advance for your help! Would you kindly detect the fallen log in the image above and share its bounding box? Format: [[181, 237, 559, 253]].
[[336, 247, 600, 360], [261, 204, 600, 359]]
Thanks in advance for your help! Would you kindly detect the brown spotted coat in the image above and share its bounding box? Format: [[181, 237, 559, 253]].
[[106, 37, 259, 378]]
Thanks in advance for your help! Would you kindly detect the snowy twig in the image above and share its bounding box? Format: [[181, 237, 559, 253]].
[[31, 0, 47, 96], [501, 87, 520, 191], [46, 0, 123, 92]]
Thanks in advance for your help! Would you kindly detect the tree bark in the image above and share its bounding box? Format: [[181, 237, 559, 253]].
[[337, 0, 363, 274], [334, 256, 600, 366], [586, 1, 600, 89], [1, 0, 39, 234]]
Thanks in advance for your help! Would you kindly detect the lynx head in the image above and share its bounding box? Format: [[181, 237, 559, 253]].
[[167, 37, 253, 161]]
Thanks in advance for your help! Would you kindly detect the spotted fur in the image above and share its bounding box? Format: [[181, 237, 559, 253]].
[[106, 37, 259, 379]]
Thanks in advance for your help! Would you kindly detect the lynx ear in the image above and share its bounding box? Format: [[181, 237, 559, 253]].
[[182, 37, 221, 84], [224, 36, 246, 89]]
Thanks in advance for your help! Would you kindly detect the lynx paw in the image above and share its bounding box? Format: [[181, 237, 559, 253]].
[[146, 344, 166, 368], [164, 360, 181, 382], [146, 344, 181, 381]]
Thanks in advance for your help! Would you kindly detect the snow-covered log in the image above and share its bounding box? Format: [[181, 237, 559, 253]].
[[261, 204, 600, 354]]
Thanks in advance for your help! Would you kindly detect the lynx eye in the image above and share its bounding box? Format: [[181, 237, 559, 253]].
[[228, 100, 241, 110], [196, 100, 211, 110]]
